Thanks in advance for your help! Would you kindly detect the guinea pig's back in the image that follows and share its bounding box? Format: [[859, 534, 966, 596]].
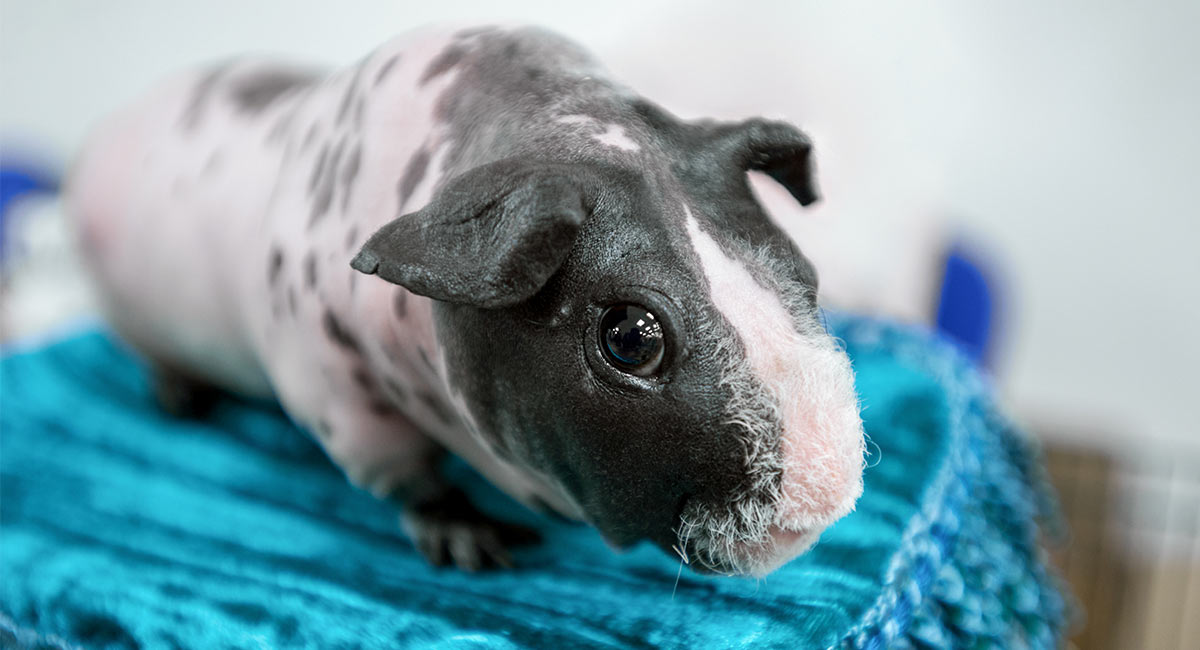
[[68, 65, 284, 396]]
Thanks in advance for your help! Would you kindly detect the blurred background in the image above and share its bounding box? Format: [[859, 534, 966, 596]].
[[2, 1, 1197, 647]]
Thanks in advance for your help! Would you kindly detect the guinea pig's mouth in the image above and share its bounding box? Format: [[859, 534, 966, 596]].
[[668, 480, 857, 577], [671, 521, 821, 577], [666, 493, 808, 577]]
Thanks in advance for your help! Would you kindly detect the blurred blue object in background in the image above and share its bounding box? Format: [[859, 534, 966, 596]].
[[0, 153, 60, 264], [935, 240, 1000, 369]]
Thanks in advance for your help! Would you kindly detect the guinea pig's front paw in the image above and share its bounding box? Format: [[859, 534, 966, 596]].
[[152, 366, 220, 418], [400, 486, 541, 571]]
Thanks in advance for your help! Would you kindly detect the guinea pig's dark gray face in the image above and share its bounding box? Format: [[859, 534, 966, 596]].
[[353, 114, 866, 576], [431, 174, 751, 559], [433, 163, 862, 576]]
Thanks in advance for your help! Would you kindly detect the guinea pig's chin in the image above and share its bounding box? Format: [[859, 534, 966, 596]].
[[745, 525, 823, 576], [673, 525, 821, 577]]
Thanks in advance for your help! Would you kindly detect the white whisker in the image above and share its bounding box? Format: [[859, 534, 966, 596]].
[[672, 557, 684, 599]]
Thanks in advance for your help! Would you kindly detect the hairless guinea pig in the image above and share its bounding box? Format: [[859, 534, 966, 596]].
[[68, 24, 866, 576]]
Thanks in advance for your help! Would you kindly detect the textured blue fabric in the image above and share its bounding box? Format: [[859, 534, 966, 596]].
[[0, 315, 1068, 649]]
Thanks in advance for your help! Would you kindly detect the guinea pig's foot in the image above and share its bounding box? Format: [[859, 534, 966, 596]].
[[152, 366, 220, 418], [401, 486, 540, 571]]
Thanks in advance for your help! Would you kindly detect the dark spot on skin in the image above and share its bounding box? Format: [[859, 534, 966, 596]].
[[311, 185, 334, 227], [229, 68, 316, 113], [351, 367, 373, 390], [374, 54, 399, 87], [393, 290, 407, 318], [309, 144, 329, 195], [369, 399, 398, 417], [341, 143, 361, 212], [419, 348, 435, 371], [310, 139, 344, 228], [417, 389, 455, 426], [432, 82, 463, 124], [180, 64, 230, 130], [315, 419, 333, 441], [420, 44, 468, 86], [348, 367, 396, 417], [322, 309, 360, 352], [345, 225, 359, 251], [353, 95, 366, 128], [302, 124, 319, 151], [383, 377, 408, 403], [326, 140, 346, 186], [397, 147, 430, 210], [287, 287, 297, 316], [336, 65, 363, 125], [267, 247, 284, 285], [304, 251, 318, 289]]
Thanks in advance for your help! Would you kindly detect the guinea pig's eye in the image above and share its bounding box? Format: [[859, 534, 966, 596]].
[[599, 304, 665, 376]]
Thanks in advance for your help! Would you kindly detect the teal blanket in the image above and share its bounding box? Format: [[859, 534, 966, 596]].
[[0, 315, 1067, 648]]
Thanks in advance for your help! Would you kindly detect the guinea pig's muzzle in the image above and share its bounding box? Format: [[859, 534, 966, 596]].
[[672, 466, 860, 578], [668, 329, 867, 577]]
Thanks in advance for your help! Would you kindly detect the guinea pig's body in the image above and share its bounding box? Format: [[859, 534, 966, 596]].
[[70, 25, 866, 576]]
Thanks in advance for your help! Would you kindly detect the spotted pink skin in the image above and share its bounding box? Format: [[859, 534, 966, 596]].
[[70, 27, 578, 509]]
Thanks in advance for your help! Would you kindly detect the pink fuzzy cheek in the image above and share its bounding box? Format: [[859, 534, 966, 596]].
[[775, 399, 866, 529], [779, 437, 858, 522]]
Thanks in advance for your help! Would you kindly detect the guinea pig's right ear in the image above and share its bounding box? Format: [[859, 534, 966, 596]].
[[350, 158, 595, 308], [705, 118, 821, 207]]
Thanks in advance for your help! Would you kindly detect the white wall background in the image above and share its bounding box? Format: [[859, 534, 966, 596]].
[[3, 1, 1197, 456]]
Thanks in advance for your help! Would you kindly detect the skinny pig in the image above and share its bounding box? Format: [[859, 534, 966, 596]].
[[69, 25, 866, 576]]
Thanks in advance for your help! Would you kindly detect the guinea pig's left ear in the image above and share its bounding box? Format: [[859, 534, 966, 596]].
[[350, 158, 595, 308], [710, 118, 821, 207]]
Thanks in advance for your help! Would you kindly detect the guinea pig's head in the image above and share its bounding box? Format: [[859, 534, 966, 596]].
[[351, 112, 865, 577]]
